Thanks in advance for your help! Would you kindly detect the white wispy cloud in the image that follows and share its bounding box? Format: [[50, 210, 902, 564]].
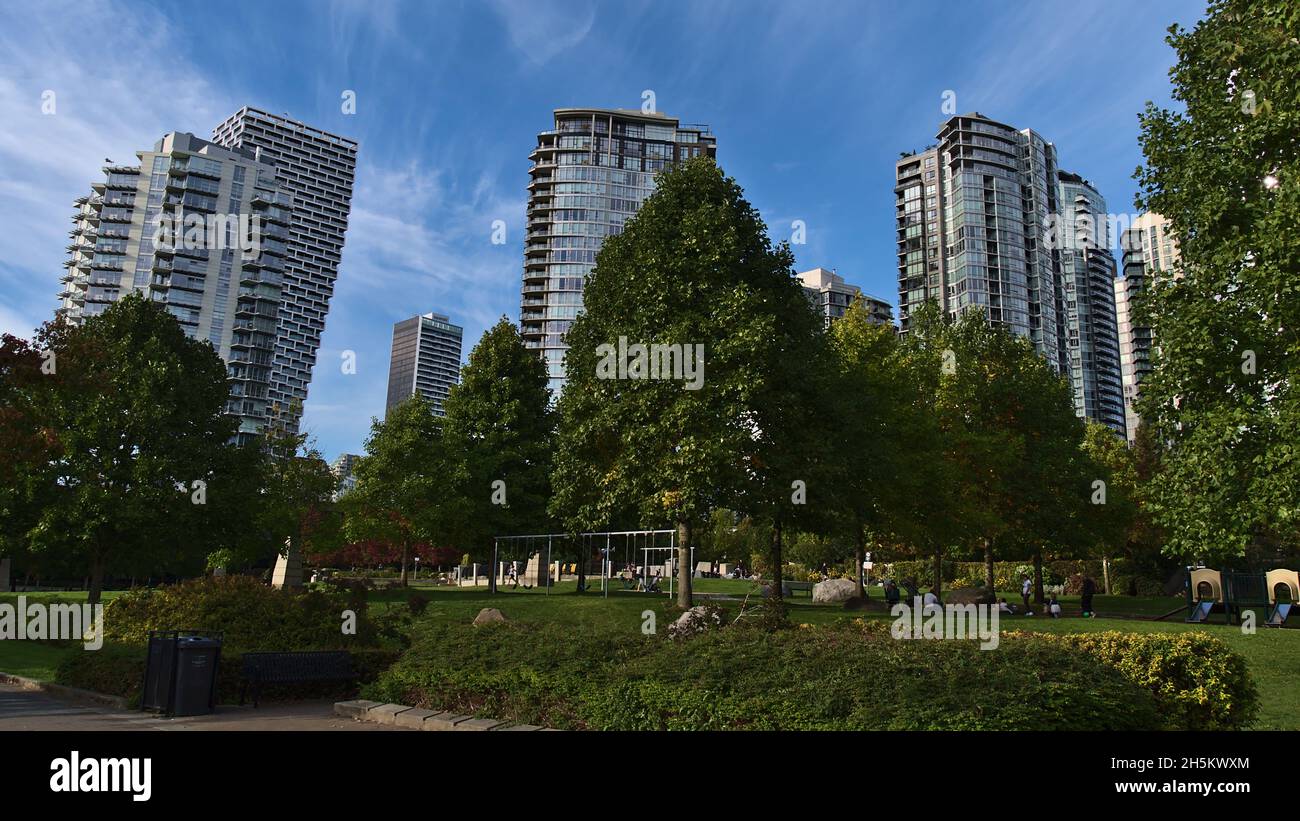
[[486, 0, 597, 67], [0, 0, 237, 337]]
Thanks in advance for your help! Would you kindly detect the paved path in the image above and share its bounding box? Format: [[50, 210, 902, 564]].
[[0, 683, 411, 731]]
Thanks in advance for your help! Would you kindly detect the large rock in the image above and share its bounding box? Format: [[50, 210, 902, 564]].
[[812, 578, 858, 604], [472, 607, 507, 626], [945, 587, 996, 606], [668, 605, 723, 639]]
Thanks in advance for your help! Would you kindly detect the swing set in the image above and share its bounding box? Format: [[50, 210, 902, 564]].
[[490, 530, 690, 598]]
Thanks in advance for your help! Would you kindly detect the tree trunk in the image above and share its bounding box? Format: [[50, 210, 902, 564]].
[[576, 541, 587, 594], [931, 547, 943, 598], [984, 538, 995, 593], [676, 520, 693, 608], [1033, 549, 1045, 604], [400, 541, 409, 587], [1102, 555, 1111, 595], [87, 553, 105, 606], [768, 518, 784, 603], [854, 524, 867, 599]]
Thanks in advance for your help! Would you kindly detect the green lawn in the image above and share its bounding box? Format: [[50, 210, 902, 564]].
[[4, 581, 1295, 729], [0, 592, 121, 681], [0, 590, 125, 605], [0, 641, 77, 680]]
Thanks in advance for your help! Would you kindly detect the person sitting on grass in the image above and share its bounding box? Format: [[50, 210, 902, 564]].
[[884, 579, 901, 608], [1049, 595, 1063, 618], [998, 597, 1014, 615]]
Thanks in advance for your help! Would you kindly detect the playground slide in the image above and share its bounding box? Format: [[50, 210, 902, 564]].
[[1187, 600, 1214, 623], [1267, 602, 1292, 627]]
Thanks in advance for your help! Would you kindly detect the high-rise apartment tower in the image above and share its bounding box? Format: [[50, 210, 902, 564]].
[[58, 131, 290, 443], [212, 107, 358, 434], [522, 107, 716, 394]]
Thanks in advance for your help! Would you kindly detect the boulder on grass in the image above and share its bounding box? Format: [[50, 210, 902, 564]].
[[945, 587, 995, 606], [812, 578, 858, 604], [472, 607, 507, 626], [668, 605, 724, 639]]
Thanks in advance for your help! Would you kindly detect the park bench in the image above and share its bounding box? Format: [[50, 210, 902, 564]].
[[784, 580, 814, 596], [239, 650, 356, 708]]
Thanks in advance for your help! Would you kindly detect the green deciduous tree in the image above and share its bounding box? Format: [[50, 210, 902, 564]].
[[550, 157, 823, 608], [1134, 0, 1300, 563], [20, 295, 243, 603], [0, 333, 56, 578], [254, 424, 341, 586], [343, 394, 445, 586], [441, 318, 553, 591], [824, 298, 922, 597], [1080, 420, 1165, 593], [897, 302, 1091, 601]]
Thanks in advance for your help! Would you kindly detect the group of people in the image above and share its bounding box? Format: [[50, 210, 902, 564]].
[[618, 564, 663, 592], [1017, 574, 1098, 618], [877, 574, 1099, 618]]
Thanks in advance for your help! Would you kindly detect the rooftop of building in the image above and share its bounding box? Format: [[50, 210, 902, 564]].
[[796, 268, 891, 306], [551, 107, 713, 134], [221, 106, 359, 149]]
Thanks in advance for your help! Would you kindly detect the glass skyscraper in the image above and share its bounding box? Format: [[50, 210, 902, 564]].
[[58, 131, 290, 443], [1116, 212, 1179, 441], [212, 107, 358, 435], [522, 108, 716, 394], [896, 113, 1128, 436], [895, 113, 1062, 369], [1057, 170, 1126, 436]]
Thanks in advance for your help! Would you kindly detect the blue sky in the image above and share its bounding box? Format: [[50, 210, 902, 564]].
[[0, 0, 1203, 462]]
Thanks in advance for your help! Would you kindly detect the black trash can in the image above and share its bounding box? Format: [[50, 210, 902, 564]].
[[141, 631, 222, 716]]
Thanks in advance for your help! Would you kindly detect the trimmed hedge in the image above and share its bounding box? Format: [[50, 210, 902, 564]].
[[364, 619, 1169, 731], [1017, 630, 1259, 730]]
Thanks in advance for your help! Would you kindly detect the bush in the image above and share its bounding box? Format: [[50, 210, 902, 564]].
[[1020, 630, 1259, 730], [882, 559, 1173, 597], [102, 575, 377, 650], [364, 619, 1165, 730], [886, 559, 955, 587]]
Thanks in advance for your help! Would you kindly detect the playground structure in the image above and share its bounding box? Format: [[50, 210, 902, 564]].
[[1184, 566, 1298, 626], [490, 530, 692, 598]]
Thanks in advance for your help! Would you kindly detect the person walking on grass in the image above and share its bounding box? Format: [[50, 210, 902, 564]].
[[1080, 575, 1096, 618], [1021, 575, 1033, 614]]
